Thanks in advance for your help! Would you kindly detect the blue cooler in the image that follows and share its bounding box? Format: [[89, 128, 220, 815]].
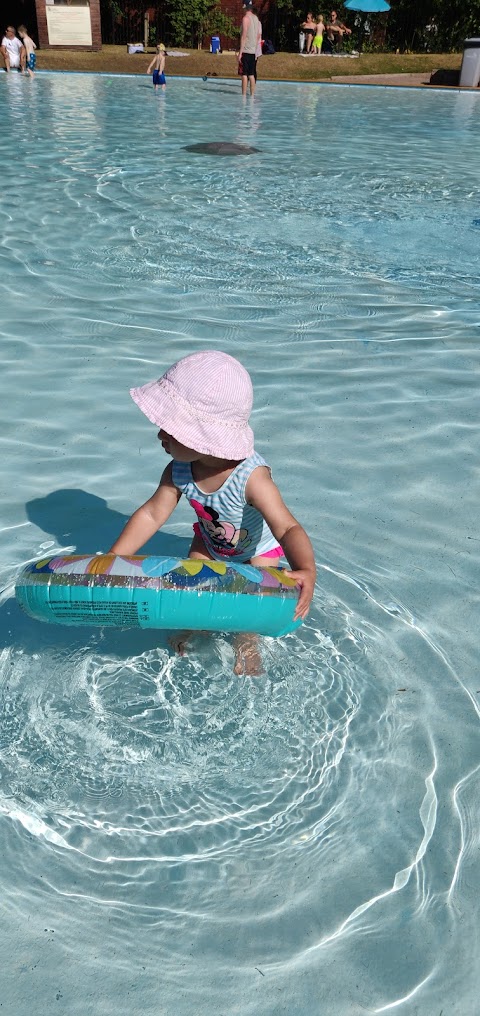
[[211, 35, 221, 54]]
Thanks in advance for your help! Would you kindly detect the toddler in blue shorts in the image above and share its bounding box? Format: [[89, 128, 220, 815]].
[[18, 25, 36, 77], [147, 44, 166, 90]]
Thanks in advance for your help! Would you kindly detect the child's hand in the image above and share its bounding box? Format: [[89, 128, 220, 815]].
[[244, 471, 316, 623], [284, 568, 316, 621]]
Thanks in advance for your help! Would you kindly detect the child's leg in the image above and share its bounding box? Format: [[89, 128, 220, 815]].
[[171, 544, 276, 676], [169, 533, 214, 655], [233, 551, 280, 675], [233, 631, 263, 675]]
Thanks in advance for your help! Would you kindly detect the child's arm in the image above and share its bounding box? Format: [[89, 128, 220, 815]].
[[146, 57, 155, 73], [238, 16, 248, 58], [246, 468, 316, 620], [109, 462, 181, 555]]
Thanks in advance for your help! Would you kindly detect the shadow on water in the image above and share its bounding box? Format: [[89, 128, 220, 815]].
[[201, 88, 240, 96], [25, 488, 188, 557], [1, 488, 191, 656], [184, 142, 260, 155]]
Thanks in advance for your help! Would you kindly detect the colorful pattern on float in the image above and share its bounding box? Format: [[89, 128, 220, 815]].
[[15, 555, 301, 637]]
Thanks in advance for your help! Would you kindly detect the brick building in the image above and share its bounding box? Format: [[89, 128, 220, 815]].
[[3, 0, 101, 51], [35, 0, 102, 51]]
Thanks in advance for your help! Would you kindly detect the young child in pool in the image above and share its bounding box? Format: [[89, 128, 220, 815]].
[[18, 25, 36, 77], [109, 350, 316, 670], [147, 43, 166, 90]]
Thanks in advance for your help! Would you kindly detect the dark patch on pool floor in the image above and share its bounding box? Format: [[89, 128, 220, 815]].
[[184, 142, 260, 156]]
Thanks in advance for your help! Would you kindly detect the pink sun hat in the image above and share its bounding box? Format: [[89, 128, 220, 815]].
[[130, 350, 254, 459]]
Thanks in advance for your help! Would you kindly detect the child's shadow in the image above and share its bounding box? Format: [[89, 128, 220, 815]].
[[26, 487, 188, 557], [1, 488, 190, 655]]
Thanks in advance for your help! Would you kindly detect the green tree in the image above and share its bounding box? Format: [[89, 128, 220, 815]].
[[100, 0, 125, 17], [386, 0, 480, 51], [99, 0, 155, 45], [100, 0, 153, 19], [432, 0, 480, 49], [166, 0, 237, 48]]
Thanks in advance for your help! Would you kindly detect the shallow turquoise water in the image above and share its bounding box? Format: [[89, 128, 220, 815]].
[[1, 72, 479, 1014]]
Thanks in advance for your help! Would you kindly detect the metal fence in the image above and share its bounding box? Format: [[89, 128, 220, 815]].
[[99, 3, 460, 53], [101, 9, 169, 47]]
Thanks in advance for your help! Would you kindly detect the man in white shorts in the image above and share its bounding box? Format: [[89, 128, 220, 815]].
[[1, 26, 26, 73]]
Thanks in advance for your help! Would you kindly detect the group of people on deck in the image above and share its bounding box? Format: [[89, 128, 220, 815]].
[[1, 25, 36, 76], [301, 10, 352, 54]]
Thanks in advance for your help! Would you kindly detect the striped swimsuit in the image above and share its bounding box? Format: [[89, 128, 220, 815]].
[[172, 451, 282, 562]]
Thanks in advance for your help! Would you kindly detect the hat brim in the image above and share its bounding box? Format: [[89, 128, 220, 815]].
[[130, 379, 254, 460]]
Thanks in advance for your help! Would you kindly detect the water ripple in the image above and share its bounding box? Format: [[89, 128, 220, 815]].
[[1, 75, 480, 1016]]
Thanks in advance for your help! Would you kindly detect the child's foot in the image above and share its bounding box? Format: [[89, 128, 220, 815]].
[[233, 634, 264, 677], [169, 630, 263, 676], [169, 630, 192, 655], [169, 630, 210, 656]]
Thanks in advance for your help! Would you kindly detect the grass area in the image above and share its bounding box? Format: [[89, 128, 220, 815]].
[[35, 45, 462, 83]]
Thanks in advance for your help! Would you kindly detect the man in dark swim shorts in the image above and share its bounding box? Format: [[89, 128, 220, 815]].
[[238, 0, 261, 96]]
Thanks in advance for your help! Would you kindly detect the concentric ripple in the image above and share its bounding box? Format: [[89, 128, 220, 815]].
[[2, 559, 477, 1014], [0, 602, 361, 866]]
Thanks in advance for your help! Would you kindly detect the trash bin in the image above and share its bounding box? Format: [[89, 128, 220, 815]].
[[459, 38, 480, 87], [211, 35, 221, 54]]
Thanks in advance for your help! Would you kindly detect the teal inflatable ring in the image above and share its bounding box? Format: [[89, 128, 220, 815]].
[[15, 554, 301, 637]]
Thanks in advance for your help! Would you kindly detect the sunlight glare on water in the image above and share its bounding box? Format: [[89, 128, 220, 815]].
[[1, 73, 479, 1015]]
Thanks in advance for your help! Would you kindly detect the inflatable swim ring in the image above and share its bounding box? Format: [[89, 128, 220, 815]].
[[15, 554, 301, 637]]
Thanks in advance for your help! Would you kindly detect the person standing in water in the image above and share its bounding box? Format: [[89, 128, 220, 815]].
[[147, 43, 166, 91], [17, 25, 36, 76], [109, 350, 316, 673], [238, 0, 261, 96]]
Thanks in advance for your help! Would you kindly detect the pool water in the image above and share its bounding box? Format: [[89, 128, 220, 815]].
[[1, 73, 479, 1015]]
